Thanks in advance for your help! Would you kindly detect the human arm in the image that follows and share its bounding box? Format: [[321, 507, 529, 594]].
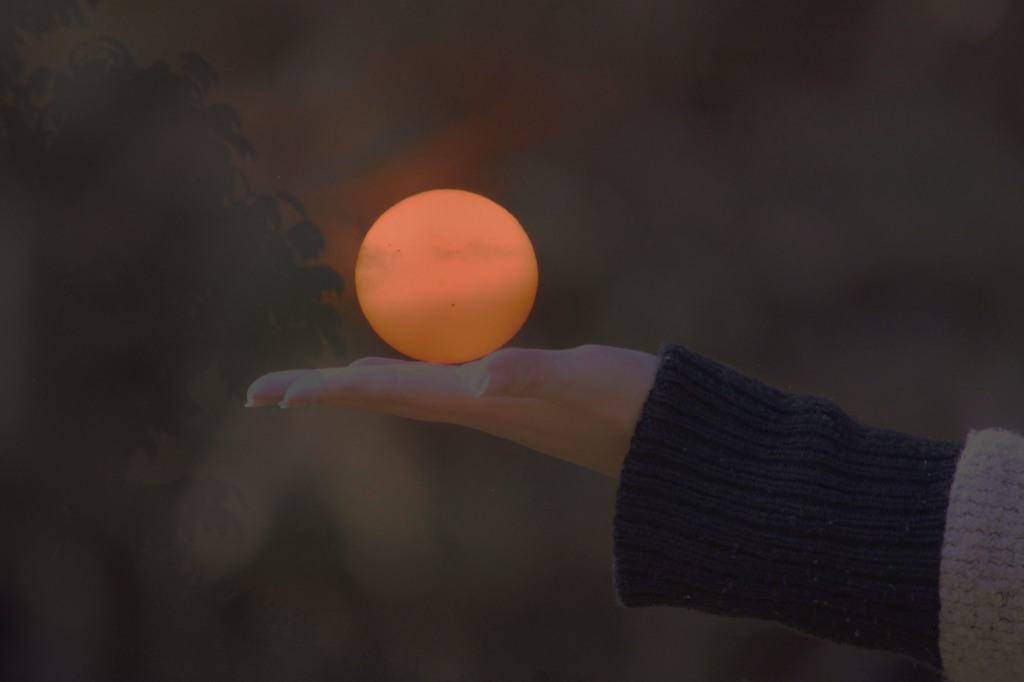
[[246, 343, 1024, 680], [617, 344, 1024, 681]]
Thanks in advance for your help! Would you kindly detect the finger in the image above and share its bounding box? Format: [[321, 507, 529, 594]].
[[245, 358, 410, 406], [246, 369, 315, 407], [279, 362, 485, 420]]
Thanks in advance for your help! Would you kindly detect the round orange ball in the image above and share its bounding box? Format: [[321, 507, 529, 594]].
[[355, 190, 538, 364]]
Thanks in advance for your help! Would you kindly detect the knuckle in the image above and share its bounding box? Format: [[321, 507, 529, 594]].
[[480, 348, 543, 397]]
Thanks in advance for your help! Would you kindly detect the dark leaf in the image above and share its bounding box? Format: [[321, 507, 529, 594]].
[[322, 325, 345, 360], [286, 220, 326, 259], [306, 304, 345, 358], [251, 194, 282, 231], [225, 131, 256, 160], [69, 37, 134, 76], [233, 168, 251, 196], [300, 263, 344, 295], [204, 163, 238, 206], [292, 327, 323, 361], [206, 102, 241, 135], [179, 52, 218, 96], [275, 190, 307, 219]]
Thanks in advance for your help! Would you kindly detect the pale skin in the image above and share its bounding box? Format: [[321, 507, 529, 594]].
[[246, 345, 661, 479]]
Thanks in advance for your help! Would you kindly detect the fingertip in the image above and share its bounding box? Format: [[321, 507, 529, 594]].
[[246, 369, 317, 406], [245, 375, 267, 402], [245, 381, 273, 407], [246, 372, 280, 402]]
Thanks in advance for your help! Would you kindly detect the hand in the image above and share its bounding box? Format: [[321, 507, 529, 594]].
[[246, 345, 660, 478]]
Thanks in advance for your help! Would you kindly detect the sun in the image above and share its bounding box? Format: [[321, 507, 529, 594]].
[[354, 189, 538, 364]]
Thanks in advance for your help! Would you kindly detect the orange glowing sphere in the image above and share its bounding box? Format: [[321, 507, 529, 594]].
[[354, 189, 538, 364]]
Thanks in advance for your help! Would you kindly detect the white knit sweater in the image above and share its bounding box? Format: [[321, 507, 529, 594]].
[[939, 428, 1024, 681]]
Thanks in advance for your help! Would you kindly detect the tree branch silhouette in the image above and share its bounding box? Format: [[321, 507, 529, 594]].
[[7, 33, 344, 460]]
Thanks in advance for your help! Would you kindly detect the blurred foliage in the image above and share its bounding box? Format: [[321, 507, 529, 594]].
[[0, 0, 99, 86], [4, 29, 344, 459], [1, 6, 350, 677]]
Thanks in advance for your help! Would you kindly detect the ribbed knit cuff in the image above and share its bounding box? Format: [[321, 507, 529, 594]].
[[612, 344, 961, 668]]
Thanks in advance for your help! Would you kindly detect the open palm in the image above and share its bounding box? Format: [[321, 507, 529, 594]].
[[246, 345, 660, 478]]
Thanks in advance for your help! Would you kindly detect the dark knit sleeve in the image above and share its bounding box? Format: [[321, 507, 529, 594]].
[[612, 344, 962, 669]]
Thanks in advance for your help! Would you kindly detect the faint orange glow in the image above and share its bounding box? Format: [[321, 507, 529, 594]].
[[355, 190, 538, 364]]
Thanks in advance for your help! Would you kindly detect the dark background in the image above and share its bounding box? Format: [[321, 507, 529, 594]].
[[4, 0, 1023, 680]]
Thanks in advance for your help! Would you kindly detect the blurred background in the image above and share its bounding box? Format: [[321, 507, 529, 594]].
[[3, 0, 1024, 679]]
